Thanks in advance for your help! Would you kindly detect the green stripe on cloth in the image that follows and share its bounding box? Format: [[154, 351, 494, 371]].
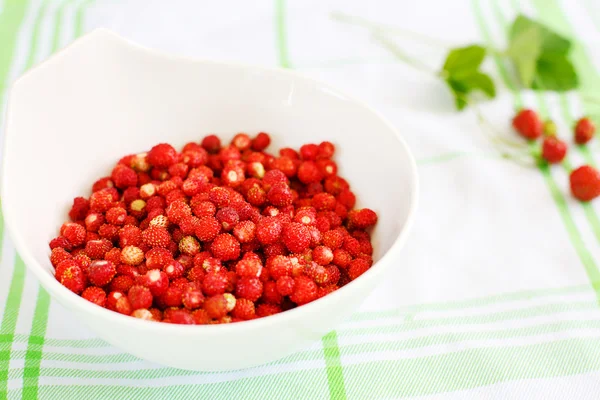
[[341, 337, 600, 398], [472, 0, 600, 300], [21, 1, 93, 396], [0, 0, 30, 93], [4, 316, 600, 366], [322, 331, 347, 400], [274, 0, 290, 68], [8, 3, 53, 398], [0, 257, 27, 396], [0, 8, 31, 390]]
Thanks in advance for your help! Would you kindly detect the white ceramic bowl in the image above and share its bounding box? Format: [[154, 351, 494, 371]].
[[1, 29, 418, 371]]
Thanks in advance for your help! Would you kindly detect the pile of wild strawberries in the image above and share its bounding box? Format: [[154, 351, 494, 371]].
[[512, 109, 600, 202], [49, 133, 377, 324]]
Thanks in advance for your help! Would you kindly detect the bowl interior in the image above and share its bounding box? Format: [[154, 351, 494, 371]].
[[3, 30, 416, 299]]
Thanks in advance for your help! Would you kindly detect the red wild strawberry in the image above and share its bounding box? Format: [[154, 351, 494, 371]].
[[232, 298, 256, 320], [575, 117, 596, 144], [50, 249, 71, 268], [85, 239, 113, 259], [246, 185, 266, 206], [251, 132, 271, 151], [192, 309, 211, 324], [49, 236, 72, 251], [348, 258, 371, 280], [145, 247, 173, 269], [68, 197, 89, 221], [160, 286, 184, 308], [202, 271, 229, 296], [208, 187, 231, 208], [182, 149, 209, 168], [105, 207, 127, 226], [201, 257, 223, 273], [55, 260, 85, 294], [297, 161, 322, 184], [60, 222, 86, 247], [216, 207, 239, 231], [143, 269, 169, 296], [92, 177, 114, 192], [98, 224, 120, 242], [201, 135, 221, 153], [267, 182, 293, 207], [210, 233, 240, 261], [337, 190, 356, 209], [163, 260, 185, 279], [289, 275, 318, 305], [282, 222, 311, 253], [142, 226, 171, 248], [73, 253, 91, 271], [119, 225, 142, 248], [318, 141, 335, 159], [221, 163, 245, 187], [82, 286, 106, 307], [235, 258, 263, 277], [128, 285, 153, 310], [87, 260, 116, 286], [300, 144, 319, 160], [233, 220, 256, 243], [110, 275, 134, 293], [104, 248, 122, 265], [256, 303, 281, 317], [267, 255, 292, 279], [512, 109, 543, 140], [256, 216, 283, 245], [270, 156, 297, 178], [313, 246, 333, 265], [276, 276, 295, 296], [232, 133, 252, 151], [542, 136, 567, 164], [262, 169, 288, 192], [195, 216, 221, 242], [204, 294, 230, 319], [111, 164, 138, 188], [570, 165, 600, 201], [166, 200, 191, 224], [147, 143, 178, 167], [168, 162, 189, 178], [182, 284, 204, 310], [235, 277, 263, 302], [89, 189, 114, 213], [192, 200, 216, 219], [347, 208, 378, 229]]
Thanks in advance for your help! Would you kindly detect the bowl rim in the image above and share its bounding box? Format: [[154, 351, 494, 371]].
[[1, 28, 419, 334]]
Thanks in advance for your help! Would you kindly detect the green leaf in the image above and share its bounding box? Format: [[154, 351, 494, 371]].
[[442, 45, 486, 77], [506, 15, 577, 90], [510, 15, 571, 54], [445, 71, 496, 111], [532, 53, 579, 91], [467, 72, 496, 98], [445, 79, 469, 110], [506, 21, 542, 87]]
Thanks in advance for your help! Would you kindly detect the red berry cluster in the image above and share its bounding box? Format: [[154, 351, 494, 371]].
[[49, 133, 378, 324], [512, 109, 600, 202]]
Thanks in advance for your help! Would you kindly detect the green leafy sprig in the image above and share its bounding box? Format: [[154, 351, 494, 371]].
[[332, 12, 579, 111]]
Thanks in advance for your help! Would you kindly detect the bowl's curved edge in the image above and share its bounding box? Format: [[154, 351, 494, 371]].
[[0, 28, 419, 337]]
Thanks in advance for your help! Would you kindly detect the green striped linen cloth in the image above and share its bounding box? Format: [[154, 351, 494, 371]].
[[3, 0, 600, 398]]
